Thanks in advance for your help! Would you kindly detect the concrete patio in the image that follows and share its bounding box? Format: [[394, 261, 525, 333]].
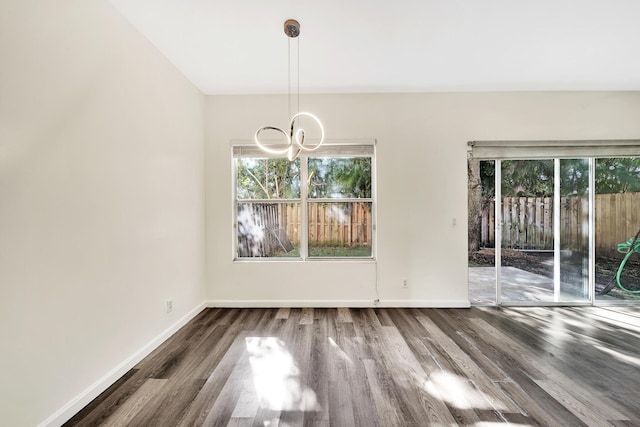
[[467, 266, 624, 304]]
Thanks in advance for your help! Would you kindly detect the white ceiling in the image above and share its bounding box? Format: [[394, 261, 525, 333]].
[[109, 0, 640, 95]]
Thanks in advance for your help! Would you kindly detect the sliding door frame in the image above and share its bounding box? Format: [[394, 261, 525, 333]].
[[470, 140, 640, 307]]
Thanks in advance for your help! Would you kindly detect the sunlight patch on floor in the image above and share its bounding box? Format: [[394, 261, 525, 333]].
[[246, 337, 321, 412], [424, 371, 508, 411], [593, 343, 640, 367]]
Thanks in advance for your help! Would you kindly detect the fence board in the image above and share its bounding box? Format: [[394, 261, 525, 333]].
[[534, 197, 542, 248], [481, 200, 495, 247]]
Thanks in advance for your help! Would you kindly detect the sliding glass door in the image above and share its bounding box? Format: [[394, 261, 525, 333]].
[[594, 157, 640, 303], [468, 141, 640, 306], [496, 159, 591, 304], [558, 159, 590, 302]]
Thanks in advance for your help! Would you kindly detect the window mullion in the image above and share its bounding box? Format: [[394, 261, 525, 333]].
[[300, 157, 309, 260]]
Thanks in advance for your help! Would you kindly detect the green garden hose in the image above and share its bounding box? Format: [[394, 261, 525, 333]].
[[615, 229, 640, 293]]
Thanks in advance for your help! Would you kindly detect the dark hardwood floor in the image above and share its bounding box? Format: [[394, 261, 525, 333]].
[[65, 306, 640, 426]]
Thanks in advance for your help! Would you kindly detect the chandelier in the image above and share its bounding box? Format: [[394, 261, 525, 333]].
[[254, 19, 325, 161]]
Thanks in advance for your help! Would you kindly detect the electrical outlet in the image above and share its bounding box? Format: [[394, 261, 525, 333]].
[[402, 279, 408, 288], [166, 299, 173, 313]]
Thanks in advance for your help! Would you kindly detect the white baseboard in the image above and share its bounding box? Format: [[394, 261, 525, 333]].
[[206, 299, 471, 308], [376, 300, 471, 308], [38, 301, 207, 427]]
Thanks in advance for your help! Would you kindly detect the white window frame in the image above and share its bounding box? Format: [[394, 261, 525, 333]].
[[232, 139, 376, 261]]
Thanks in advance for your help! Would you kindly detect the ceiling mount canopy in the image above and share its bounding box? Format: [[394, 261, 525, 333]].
[[283, 19, 300, 38], [254, 19, 325, 161]]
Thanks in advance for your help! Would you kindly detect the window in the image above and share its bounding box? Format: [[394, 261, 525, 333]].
[[233, 142, 375, 259]]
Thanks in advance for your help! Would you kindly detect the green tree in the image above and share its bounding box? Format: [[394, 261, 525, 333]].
[[596, 157, 640, 194], [236, 158, 300, 199], [308, 158, 372, 198], [560, 159, 589, 196], [501, 160, 555, 197]]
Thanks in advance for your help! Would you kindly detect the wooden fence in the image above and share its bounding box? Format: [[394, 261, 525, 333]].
[[595, 192, 640, 258], [282, 202, 371, 247], [237, 201, 372, 257], [308, 202, 371, 247], [237, 203, 283, 257], [480, 192, 640, 258]]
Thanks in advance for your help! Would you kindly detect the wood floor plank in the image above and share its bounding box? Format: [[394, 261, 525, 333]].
[[303, 310, 330, 424], [373, 307, 395, 326], [340, 345, 378, 426], [275, 307, 290, 319], [101, 378, 167, 427], [225, 417, 253, 427], [336, 307, 353, 323], [300, 307, 314, 324], [66, 307, 640, 426], [327, 361, 356, 426], [361, 358, 403, 427]]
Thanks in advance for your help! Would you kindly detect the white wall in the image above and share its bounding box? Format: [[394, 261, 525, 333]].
[[0, 1, 205, 426], [205, 92, 640, 306]]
